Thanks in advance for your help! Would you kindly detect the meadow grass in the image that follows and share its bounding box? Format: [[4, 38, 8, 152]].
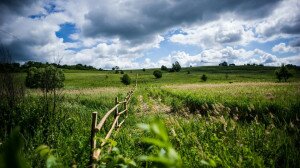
[[1, 66, 300, 167]]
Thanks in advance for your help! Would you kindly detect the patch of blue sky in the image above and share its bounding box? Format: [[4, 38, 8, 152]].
[[164, 28, 187, 38], [29, 13, 46, 19], [55, 23, 78, 43]]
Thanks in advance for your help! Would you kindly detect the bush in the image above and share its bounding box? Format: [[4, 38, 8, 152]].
[[121, 74, 131, 85], [275, 64, 293, 82], [187, 70, 191, 74], [161, 65, 168, 71], [201, 74, 207, 81], [142, 68, 146, 72], [171, 61, 181, 72], [120, 70, 124, 74], [25, 65, 65, 92], [153, 70, 162, 79]]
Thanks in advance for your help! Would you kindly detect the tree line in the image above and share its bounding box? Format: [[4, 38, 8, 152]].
[[0, 61, 104, 72]]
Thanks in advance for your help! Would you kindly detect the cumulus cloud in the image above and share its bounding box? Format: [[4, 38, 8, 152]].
[[272, 43, 300, 53], [170, 17, 255, 48], [0, 0, 299, 69]]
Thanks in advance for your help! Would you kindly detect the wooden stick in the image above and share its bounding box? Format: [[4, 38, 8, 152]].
[[115, 97, 119, 127], [95, 104, 119, 131], [89, 112, 97, 168]]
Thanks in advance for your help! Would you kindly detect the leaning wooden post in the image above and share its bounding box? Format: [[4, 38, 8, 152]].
[[115, 97, 119, 127], [90, 112, 97, 168], [135, 74, 138, 88]]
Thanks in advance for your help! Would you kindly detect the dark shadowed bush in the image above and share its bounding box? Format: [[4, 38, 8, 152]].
[[275, 65, 292, 82], [121, 74, 131, 85], [161, 65, 168, 71], [201, 74, 207, 81], [153, 70, 162, 79]]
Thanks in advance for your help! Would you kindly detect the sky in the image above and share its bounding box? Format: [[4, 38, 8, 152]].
[[0, 0, 299, 69]]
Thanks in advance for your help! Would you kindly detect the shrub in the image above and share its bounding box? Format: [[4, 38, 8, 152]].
[[120, 70, 124, 74], [161, 65, 168, 71], [187, 70, 191, 74], [25, 65, 65, 92], [142, 68, 146, 72], [201, 74, 207, 81], [153, 70, 162, 79], [171, 61, 181, 72], [275, 64, 292, 82], [121, 74, 131, 85]]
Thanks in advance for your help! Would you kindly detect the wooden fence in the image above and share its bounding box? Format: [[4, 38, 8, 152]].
[[89, 86, 136, 167]]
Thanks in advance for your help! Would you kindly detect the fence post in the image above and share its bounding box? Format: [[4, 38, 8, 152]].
[[90, 112, 97, 168], [115, 97, 119, 127]]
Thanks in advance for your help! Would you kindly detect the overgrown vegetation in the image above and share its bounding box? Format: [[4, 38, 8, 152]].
[[1, 64, 300, 167]]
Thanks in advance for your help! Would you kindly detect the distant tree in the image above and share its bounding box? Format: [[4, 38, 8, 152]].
[[187, 70, 191, 74], [161, 65, 168, 71], [275, 64, 293, 82], [115, 70, 119, 74], [229, 63, 235, 66], [153, 70, 162, 79], [142, 68, 146, 72], [120, 70, 124, 74], [219, 61, 228, 66], [121, 74, 131, 85], [112, 66, 119, 71], [201, 74, 207, 82], [171, 61, 181, 72]]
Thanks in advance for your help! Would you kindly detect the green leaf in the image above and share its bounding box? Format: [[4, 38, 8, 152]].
[[46, 155, 57, 168]]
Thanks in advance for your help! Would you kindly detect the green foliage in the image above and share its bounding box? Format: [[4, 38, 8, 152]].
[[138, 120, 182, 167], [201, 74, 207, 81], [142, 68, 146, 72], [25, 65, 65, 92], [36, 145, 60, 168], [153, 70, 162, 79], [171, 61, 181, 72], [161, 65, 168, 71], [98, 139, 136, 168], [121, 74, 131, 85], [0, 127, 28, 168], [275, 64, 293, 82]]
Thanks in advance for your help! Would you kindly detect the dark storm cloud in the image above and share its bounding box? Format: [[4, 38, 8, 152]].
[[0, 0, 38, 24], [83, 0, 280, 40], [290, 38, 300, 47]]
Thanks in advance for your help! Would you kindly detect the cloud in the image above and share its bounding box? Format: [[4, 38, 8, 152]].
[[255, 0, 300, 38], [170, 17, 255, 49], [0, 0, 299, 69], [272, 43, 300, 53], [82, 0, 280, 40]]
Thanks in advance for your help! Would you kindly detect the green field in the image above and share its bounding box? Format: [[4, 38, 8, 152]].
[[1, 66, 300, 167]]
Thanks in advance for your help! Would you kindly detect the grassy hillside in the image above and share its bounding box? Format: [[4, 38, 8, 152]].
[[63, 66, 300, 89], [1, 66, 299, 167]]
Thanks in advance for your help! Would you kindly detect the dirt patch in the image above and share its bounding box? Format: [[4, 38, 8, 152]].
[[135, 95, 170, 116]]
